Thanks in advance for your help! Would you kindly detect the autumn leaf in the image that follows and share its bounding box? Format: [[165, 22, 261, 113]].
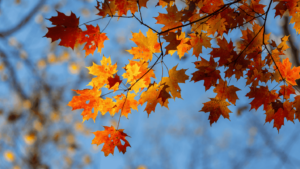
[[155, 4, 183, 33], [92, 126, 130, 156], [290, 13, 300, 34], [160, 65, 189, 99], [68, 87, 102, 122], [201, 98, 231, 125], [265, 100, 295, 132], [163, 31, 182, 55], [139, 82, 171, 116], [246, 86, 278, 110], [107, 74, 122, 91], [278, 85, 295, 99], [167, 31, 191, 59], [293, 96, 300, 121], [200, 0, 224, 13], [213, 79, 240, 105], [45, 11, 82, 49], [240, 23, 270, 54], [122, 60, 155, 93], [87, 56, 118, 89], [96, 0, 117, 17], [206, 14, 227, 36], [273, 0, 299, 18], [189, 33, 211, 58], [112, 92, 138, 118], [79, 24, 109, 56], [274, 58, 300, 85], [191, 57, 221, 91], [210, 38, 237, 66], [96, 0, 143, 17], [127, 29, 160, 62]]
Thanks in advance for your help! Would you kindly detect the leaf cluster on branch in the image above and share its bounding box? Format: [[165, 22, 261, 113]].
[[44, 0, 300, 156]]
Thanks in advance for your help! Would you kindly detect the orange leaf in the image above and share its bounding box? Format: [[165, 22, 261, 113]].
[[191, 57, 221, 91], [79, 24, 109, 56], [122, 60, 155, 93], [293, 96, 300, 121], [166, 31, 191, 59], [68, 87, 102, 122], [278, 85, 295, 99], [139, 82, 171, 116], [87, 56, 118, 89], [154, 5, 183, 33], [274, 0, 299, 18], [265, 100, 295, 132], [274, 58, 300, 85], [113, 93, 138, 118], [189, 33, 211, 58], [201, 98, 231, 125], [213, 79, 240, 105], [92, 126, 130, 156], [290, 13, 300, 34], [96, 0, 142, 17], [127, 29, 160, 62], [160, 65, 189, 99], [246, 86, 278, 110]]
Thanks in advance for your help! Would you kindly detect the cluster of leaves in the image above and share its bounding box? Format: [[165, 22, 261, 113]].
[[45, 0, 300, 156]]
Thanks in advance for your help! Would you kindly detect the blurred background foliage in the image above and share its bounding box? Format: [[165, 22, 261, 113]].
[[0, 0, 300, 169]]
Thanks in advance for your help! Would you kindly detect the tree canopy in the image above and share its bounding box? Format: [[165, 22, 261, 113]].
[[44, 0, 300, 157]]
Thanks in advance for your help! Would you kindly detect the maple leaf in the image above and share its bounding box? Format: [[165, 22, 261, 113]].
[[160, 65, 189, 99], [68, 87, 102, 122], [87, 56, 118, 89], [163, 31, 182, 55], [122, 60, 155, 93], [250, 0, 266, 14], [79, 24, 109, 56], [114, 0, 138, 16], [167, 31, 191, 59], [293, 96, 300, 121], [96, 0, 117, 17], [156, 0, 175, 8], [265, 100, 295, 132], [189, 33, 211, 58], [139, 82, 171, 116], [246, 58, 271, 87], [206, 14, 227, 36], [92, 126, 130, 156], [155, 4, 183, 33], [107, 74, 122, 91], [45, 11, 82, 49], [290, 13, 300, 34], [246, 86, 278, 110], [278, 85, 295, 99], [189, 14, 209, 34], [112, 93, 138, 118], [127, 29, 160, 62], [201, 98, 231, 126], [273, 0, 299, 18], [213, 79, 240, 105], [210, 38, 237, 66], [200, 0, 224, 13], [191, 57, 221, 91], [96, 0, 142, 17], [274, 58, 300, 85], [240, 23, 270, 54]]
